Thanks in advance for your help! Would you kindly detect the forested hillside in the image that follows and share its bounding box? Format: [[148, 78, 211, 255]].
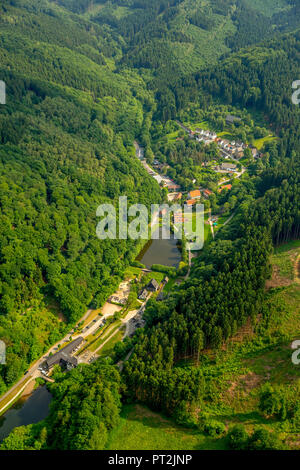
[[120, 28, 300, 448], [51, 0, 299, 80]]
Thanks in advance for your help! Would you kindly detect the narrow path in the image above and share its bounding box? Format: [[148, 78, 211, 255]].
[[223, 212, 235, 227], [0, 377, 35, 416]]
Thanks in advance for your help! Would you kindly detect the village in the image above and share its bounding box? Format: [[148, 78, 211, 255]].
[[132, 113, 268, 252], [146, 116, 261, 208]]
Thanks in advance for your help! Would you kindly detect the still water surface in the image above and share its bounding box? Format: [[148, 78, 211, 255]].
[[0, 386, 52, 442]]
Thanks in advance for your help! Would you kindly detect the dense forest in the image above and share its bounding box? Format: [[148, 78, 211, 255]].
[[0, 0, 299, 452]]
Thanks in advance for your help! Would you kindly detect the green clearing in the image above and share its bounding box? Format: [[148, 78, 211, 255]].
[[217, 131, 235, 140], [97, 326, 126, 359], [253, 135, 277, 150], [188, 120, 210, 131], [214, 215, 230, 232], [274, 239, 300, 254], [124, 266, 142, 280], [243, 0, 290, 17], [143, 271, 165, 285], [106, 404, 227, 450], [204, 221, 212, 243], [183, 211, 203, 237], [88, 321, 123, 353]]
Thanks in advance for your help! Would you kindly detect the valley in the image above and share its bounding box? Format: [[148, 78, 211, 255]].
[[0, 0, 299, 453]]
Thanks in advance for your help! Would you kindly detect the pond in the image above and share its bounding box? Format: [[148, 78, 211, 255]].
[[137, 227, 181, 269], [0, 386, 52, 442]]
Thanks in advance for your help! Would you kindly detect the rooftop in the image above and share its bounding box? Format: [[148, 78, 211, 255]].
[[189, 190, 201, 198], [45, 337, 84, 368]]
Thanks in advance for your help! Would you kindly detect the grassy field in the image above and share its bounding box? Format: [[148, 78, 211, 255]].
[[182, 210, 207, 242], [124, 266, 142, 281], [188, 120, 210, 131], [106, 404, 227, 450], [142, 271, 165, 285], [213, 215, 231, 233], [204, 219, 213, 243], [163, 277, 179, 293], [166, 130, 180, 143]]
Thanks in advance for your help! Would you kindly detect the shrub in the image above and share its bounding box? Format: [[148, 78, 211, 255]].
[[151, 264, 177, 276], [131, 261, 146, 269], [248, 427, 282, 450]]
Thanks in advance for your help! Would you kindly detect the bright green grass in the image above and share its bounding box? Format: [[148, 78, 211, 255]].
[[143, 271, 165, 284], [124, 266, 142, 279], [166, 130, 180, 142], [243, 0, 290, 17], [87, 321, 122, 352], [271, 240, 300, 280], [183, 211, 204, 237], [106, 404, 227, 450], [204, 214, 213, 243], [214, 215, 230, 232], [253, 135, 277, 150], [217, 131, 236, 140], [274, 239, 300, 254]]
